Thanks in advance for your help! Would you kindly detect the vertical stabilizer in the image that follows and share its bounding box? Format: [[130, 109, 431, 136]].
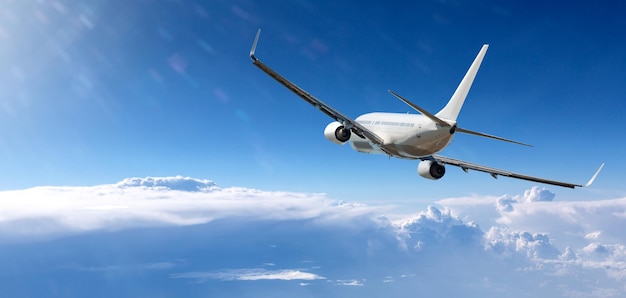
[[435, 44, 489, 121]]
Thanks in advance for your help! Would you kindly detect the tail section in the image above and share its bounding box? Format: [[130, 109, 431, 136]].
[[435, 44, 489, 121], [389, 45, 530, 148]]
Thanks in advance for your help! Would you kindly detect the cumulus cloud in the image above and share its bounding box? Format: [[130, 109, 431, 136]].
[[495, 197, 626, 246], [1, 177, 625, 297], [523, 186, 555, 202], [485, 227, 560, 259], [496, 196, 517, 212], [436, 187, 626, 295], [395, 206, 483, 251]]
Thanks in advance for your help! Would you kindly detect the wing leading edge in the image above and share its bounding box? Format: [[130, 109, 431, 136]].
[[250, 29, 384, 145], [432, 155, 604, 189]]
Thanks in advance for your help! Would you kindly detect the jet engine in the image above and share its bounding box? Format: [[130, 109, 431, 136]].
[[418, 160, 446, 180], [324, 121, 351, 144]]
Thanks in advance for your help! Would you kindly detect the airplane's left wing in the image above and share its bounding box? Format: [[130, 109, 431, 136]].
[[250, 29, 384, 145], [431, 155, 604, 189]]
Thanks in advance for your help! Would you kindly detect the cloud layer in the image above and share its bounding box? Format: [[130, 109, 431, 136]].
[[0, 176, 381, 241], [0, 178, 625, 297]]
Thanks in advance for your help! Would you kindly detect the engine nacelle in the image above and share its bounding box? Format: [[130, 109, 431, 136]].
[[417, 160, 446, 180], [324, 121, 351, 144]]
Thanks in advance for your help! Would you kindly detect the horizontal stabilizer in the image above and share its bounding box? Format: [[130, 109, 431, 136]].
[[456, 127, 532, 147], [388, 90, 450, 127]]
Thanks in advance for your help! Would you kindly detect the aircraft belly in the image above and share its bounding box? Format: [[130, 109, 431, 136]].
[[395, 134, 454, 158], [350, 138, 450, 159], [349, 124, 454, 159], [350, 138, 384, 154]]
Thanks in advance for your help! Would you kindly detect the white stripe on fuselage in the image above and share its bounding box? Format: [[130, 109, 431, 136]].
[[350, 112, 455, 159]]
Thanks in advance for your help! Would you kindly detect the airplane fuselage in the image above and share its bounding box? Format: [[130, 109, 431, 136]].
[[350, 113, 455, 159]]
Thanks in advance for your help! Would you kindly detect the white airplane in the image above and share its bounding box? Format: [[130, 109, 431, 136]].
[[249, 29, 604, 188]]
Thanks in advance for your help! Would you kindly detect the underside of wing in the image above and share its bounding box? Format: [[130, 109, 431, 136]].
[[431, 155, 603, 189]]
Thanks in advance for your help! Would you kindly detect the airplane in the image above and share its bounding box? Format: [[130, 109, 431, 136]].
[[249, 29, 604, 189]]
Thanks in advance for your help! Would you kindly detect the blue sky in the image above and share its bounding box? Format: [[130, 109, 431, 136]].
[[1, 1, 625, 201], [0, 1, 626, 202], [0, 0, 626, 297], [1, 4, 626, 296]]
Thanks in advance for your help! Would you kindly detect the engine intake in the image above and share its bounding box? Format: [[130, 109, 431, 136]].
[[417, 160, 446, 180], [324, 121, 351, 144]]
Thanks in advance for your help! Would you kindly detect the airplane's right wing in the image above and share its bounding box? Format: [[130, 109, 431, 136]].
[[432, 155, 604, 189], [249, 29, 384, 145]]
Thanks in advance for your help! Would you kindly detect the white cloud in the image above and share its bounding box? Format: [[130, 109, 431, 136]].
[[436, 188, 626, 294], [437, 190, 626, 248], [334, 279, 364, 286], [485, 227, 560, 259], [523, 186, 555, 202], [496, 196, 517, 212], [0, 176, 386, 241], [170, 269, 325, 282], [495, 197, 626, 246], [585, 231, 602, 240], [115, 176, 219, 192], [1, 176, 626, 297]]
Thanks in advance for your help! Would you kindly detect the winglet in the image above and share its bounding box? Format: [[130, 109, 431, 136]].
[[583, 163, 605, 187], [250, 28, 261, 61]]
